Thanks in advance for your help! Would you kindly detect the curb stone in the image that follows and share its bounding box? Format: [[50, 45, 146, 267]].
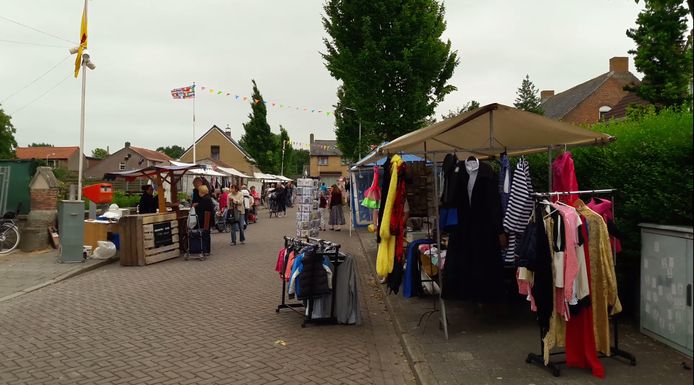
[[355, 229, 440, 385], [0, 256, 117, 303]]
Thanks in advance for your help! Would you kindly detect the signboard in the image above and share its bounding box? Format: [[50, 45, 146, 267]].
[[153, 222, 173, 248]]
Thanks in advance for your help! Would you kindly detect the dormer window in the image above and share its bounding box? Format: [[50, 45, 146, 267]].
[[598, 106, 612, 121]]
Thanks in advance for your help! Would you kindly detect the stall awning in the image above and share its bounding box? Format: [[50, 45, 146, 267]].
[[168, 161, 227, 177], [103, 164, 199, 182], [216, 166, 251, 178], [253, 172, 281, 182], [379, 103, 614, 158], [352, 143, 427, 170]]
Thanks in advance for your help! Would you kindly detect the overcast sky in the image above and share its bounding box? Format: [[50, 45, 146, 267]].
[[1, 0, 682, 155]]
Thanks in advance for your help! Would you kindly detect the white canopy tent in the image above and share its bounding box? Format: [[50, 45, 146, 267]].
[[169, 161, 227, 177], [216, 166, 252, 179], [253, 172, 281, 183], [375, 103, 615, 340]]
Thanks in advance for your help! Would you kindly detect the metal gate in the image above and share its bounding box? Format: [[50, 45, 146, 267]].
[[0, 166, 9, 215]]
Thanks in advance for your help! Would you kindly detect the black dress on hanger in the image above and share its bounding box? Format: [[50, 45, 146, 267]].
[[442, 159, 505, 303]]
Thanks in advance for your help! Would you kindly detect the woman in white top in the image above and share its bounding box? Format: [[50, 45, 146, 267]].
[[227, 185, 246, 245]]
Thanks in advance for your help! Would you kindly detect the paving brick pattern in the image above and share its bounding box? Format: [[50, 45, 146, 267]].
[[0, 207, 414, 385]]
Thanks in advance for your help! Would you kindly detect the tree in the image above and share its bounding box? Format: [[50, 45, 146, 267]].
[[91, 148, 109, 159], [627, 0, 691, 107], [155, 145, 185, 160], [323, 0, 459, 160], [441, 100, 480, 120], [288, 149, 310, 177], [0, 106, 17, 159], [276, 126, 292, 176], [514, 75, 543, 114], [29, 142, 53, 147], [239, 80, 279, 173]]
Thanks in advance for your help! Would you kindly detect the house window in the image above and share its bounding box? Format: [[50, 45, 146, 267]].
[[211, 145, 220, 160], [318, 156, 329, 166], [119, 162, 126, 171], [47, 160, 57, 168], [340, 157, 349, 165], [598, 106, 612, 121]]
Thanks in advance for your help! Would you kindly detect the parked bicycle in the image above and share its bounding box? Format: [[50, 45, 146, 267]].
[[0, 204, 21, 254]]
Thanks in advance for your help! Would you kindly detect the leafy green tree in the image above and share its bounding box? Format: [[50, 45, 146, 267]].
[[276, 126, 292, 176], [323, 0, 459, 159], [156, 145, 185, 159], [0, 107, 17, 159], [29, 142, 53, 147], [239, 80, 278, 173], [627, 0, 691, 107], [514, 75, 543, 114], [441, 100, 480, 120], [288, 149, 310, 177], [91, 147, 109, 159]]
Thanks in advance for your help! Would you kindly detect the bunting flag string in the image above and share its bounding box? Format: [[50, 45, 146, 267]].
[[198, 85, 335, 117]]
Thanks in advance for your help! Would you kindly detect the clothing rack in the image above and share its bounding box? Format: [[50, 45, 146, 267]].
[[525, 189, 636, 377], [277, 236, 344, 328]]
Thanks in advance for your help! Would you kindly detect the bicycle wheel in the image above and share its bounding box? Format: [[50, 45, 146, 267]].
[[0, 224, 20, 254]]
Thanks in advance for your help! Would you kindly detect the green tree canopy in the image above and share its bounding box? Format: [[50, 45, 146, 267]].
[[627, 0, 691, 107], [239, 80, 279, 174], [514, 75, 543, 114], [323, 0, 459, 161], [156, 145, 186, 160], [29, 142, 53, 147], [91, 148, 109, 159], [0, 107, 17, 159]]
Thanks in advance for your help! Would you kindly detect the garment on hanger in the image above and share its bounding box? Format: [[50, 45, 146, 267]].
[[361, 166, 381, 209], [386, 161, 407, 293], [442, 160, 505, 302], [551, 151, 579, 205], [403, 239, 435, 298], [575, 203, 622, 356], [440, 153, 459, 207], [565, 215, 605, 379], [377, 155, 404, 277], [376, 155, 392, 244], [587, 198, 622, 254], [334, 254, 361, 324], [503, 157, 534, 264], [498, 152, 511, 217]]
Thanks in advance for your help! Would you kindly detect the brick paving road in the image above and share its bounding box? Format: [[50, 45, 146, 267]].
[[0, 207, 415, 385]]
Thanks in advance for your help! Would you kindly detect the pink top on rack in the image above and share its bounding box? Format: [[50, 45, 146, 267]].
[[587, 198, 622, 254], [553, 203, 581, 320], [551, 152, 579, 205]]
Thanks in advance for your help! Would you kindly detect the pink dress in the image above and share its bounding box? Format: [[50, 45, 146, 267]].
[[587, 198, 622, 254], [361, 166, 381, 209], [551, 152, 579, 205]]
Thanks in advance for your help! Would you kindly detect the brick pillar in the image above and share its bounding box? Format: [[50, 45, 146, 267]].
[[31, 188, 59, 211]]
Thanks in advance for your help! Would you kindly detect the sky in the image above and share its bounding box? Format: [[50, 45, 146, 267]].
[[0, 0, 681, 155]]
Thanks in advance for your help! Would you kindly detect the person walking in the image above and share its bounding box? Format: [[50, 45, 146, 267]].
[[195, 185, 214, 256], [319, 189, 328, 231], [329, 184, 346, 231], [138, 185, 158, 214], [227, 185, 246, 245], [275, 183, 287, 217]]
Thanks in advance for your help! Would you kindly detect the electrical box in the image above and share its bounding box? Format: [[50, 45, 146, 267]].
[[82, 183, 113, 204], [58, 200, 85, 263], [640, 223, 693, 358]]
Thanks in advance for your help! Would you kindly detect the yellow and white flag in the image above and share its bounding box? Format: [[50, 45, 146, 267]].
[[73, 0, 88, 78]]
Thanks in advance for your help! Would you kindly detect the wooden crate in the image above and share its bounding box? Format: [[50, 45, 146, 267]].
[[120, 212, 180, 266]]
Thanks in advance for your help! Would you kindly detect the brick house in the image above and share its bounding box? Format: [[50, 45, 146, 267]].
[[309, 133, 349, 187], [179, 125, 257, 175], [15, 146, 88, 172], [84, 142, 172, 179], [540, 57, 642, 124]]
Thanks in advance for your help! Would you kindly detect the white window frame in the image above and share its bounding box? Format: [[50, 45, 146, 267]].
[[318, 156, 329, 166], [119, 162, 126, 171]]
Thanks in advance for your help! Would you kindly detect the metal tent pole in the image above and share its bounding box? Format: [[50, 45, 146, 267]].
[[428, 146, 449, 340], [547, 146, 552, 192]]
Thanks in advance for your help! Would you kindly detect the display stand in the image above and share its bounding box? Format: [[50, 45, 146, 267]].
[[276, 236, 345, 328], [525, 189, 636, 377]]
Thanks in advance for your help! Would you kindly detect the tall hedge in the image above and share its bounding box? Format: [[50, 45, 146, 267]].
[[526, 108, 693, 318]]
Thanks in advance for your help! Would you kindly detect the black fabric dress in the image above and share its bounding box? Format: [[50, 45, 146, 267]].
[[442, 161, 505, 303], [376, 155, 392, 244]]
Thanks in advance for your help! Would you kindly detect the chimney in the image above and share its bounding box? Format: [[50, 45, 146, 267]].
[[125, 141, 130, 148], [540, 90, 555, 102], [609, 57, 628, 73], [310, 133, 315, 144], [225, 124, 232, 138]]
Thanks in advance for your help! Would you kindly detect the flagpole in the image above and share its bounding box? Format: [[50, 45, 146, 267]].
[[77, 0, 88, 201], [192, 81, 196, 164]]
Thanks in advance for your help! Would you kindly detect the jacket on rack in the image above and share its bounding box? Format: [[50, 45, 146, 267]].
[[551, 152, 579, 205], [587, 198, 622, 254], [442, 160, 505, 302], [335, 255, 361, 324], [289, 249, 332, 300], [377, 155, 404, 277]]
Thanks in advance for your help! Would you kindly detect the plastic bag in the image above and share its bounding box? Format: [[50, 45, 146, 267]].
[[93, 241, 117, 259], [187, 209, 198, 229]]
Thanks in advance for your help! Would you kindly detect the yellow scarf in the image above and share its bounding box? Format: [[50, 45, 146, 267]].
[[376, 154, 403, 277]]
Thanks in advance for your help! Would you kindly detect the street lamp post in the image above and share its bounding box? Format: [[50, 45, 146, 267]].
[[344, 107, 361, 159]]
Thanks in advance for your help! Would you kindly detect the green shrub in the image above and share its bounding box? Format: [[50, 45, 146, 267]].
[[526, 108, 693, 318], [111, 191, 141, 209]]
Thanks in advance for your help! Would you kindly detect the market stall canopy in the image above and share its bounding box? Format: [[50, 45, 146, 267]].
[[352, 143, 427, 170], [253, 172, 281, 182], [103, 164, 198, 182], [272, 174, 292, 182], [216, 166, 251, 178], [379, 103, 614, 158], [168, 161, 227, 177]]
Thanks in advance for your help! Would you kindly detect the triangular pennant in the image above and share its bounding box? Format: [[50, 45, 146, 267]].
[[217, 91, 222, 95], [235, 95, 239, 99], [272, 102, 276, 107], [243, 96, 248, 101], [201, 86, 206, 90], [209, 89, 214, 93]]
